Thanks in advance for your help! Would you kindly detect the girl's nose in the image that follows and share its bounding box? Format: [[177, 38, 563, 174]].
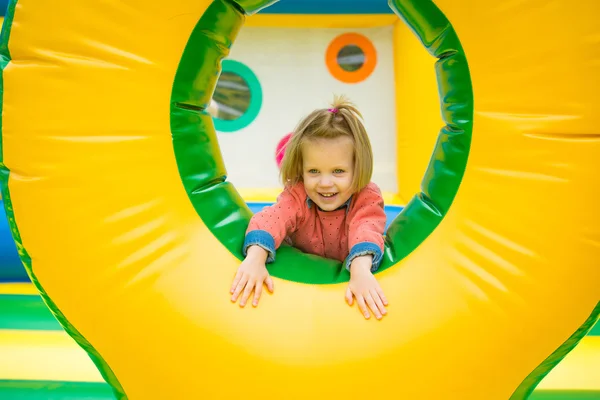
[[319, 175, 333, 187]]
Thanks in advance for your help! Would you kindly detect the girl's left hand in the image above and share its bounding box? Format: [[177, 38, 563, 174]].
[[346, 256, 388, 320]]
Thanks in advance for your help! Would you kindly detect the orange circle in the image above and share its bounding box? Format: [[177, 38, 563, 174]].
[[326, 33, 377, 84]]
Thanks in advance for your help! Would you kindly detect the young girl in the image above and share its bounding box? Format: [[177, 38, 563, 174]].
[[230, 96, 388, 320]]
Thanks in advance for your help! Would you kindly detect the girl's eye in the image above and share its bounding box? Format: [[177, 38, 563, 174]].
[[308, 169, 318, 174], [333, 169, 344, 174]]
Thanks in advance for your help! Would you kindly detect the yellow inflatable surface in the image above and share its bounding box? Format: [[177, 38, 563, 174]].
[[0, 0, 598, 399]]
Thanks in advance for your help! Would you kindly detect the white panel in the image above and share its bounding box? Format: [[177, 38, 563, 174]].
[[216, 26, 397, 193]]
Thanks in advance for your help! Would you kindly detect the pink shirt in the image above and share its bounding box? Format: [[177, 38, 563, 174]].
[[243, 182, 386, 271]]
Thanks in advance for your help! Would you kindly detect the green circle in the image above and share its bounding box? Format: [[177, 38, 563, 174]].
[[213, 59, 262, 132]]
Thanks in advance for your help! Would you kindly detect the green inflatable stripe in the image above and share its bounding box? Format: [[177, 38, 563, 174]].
[[590, 320, 600, 336], [529, 392, 600, 400], [171, 0, 473, 284], [0, 380, 598, 400], [0, 294, 62, 330], [0, 380, 116, 400]]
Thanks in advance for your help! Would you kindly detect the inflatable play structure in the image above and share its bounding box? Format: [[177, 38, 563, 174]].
[[0, 0, 598, 399]]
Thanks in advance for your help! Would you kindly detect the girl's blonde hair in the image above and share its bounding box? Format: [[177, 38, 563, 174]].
[[280, 95, 374, 192]]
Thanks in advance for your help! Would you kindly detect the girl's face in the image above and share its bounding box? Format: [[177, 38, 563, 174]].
[[302, 136, 355, 211]]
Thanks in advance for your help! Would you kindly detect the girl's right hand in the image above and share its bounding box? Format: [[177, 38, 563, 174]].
[[230, 246, 274, 307]]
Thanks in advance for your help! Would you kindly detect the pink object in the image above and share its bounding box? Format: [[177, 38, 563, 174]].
[[328, 108, 338, 113], [246, 181, 385, 265], [275, 132, 293, 168]]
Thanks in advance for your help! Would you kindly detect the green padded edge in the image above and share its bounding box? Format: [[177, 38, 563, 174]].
[[384, 0, 473, 271], [0, 1, 127, 399], [170, 0, 473, 284]]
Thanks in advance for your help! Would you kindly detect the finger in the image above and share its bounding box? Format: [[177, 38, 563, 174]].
[[356, 295, 370, 319], [370, 289, 387, 316], [265, 276, 274, 293], [253, 282, 263, 307], [231, 274, 248, 301], [364, 293, 382, 320], [345, 287, 353, 305], [239, 279, 255, 307], [230, 270, 243, 293], [376, 287, 388, 306]]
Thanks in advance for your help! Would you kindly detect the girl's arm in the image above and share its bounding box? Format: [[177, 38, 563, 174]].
[[231, 185, 305, 307], [242, 185, 305, 263], [344, 183, 388, 320], [344, 183, 387, 272]]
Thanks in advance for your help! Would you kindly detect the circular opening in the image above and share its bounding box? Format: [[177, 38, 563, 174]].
[[337, 44, 365, 72], [326, 33, 377, 84], [210, 71, 251, 121], [212, 59, 263, 133], [171, 0, 473, 284]]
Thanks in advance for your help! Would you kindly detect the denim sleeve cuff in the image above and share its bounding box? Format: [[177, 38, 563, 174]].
[[344, 242, 383, 273], [243, 230, 276, 263]]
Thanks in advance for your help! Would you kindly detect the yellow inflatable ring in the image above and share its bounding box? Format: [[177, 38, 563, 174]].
[[0, 0, 598, 399]]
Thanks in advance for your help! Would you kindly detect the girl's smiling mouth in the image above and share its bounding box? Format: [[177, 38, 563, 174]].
[[319, 192, 338, 198]]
